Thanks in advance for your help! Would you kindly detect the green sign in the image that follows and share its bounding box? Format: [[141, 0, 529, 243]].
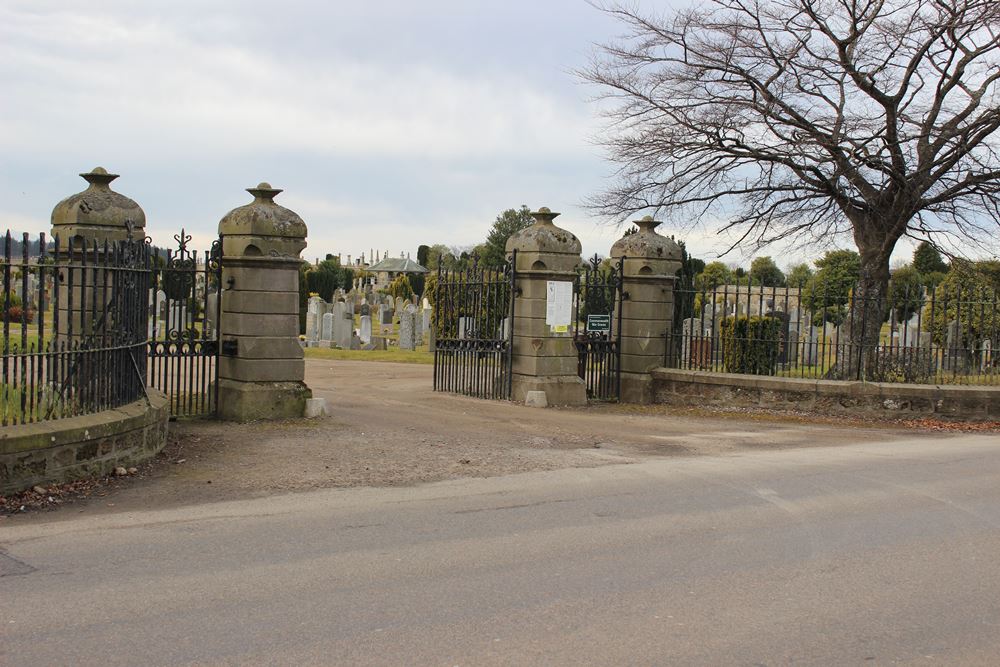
[[586, 314, 611, 333]]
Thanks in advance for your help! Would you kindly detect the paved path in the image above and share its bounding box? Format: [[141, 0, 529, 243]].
[[3, 433, 1000, 665]]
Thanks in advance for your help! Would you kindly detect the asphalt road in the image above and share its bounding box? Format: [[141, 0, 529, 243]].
[[3, 433, 1000, 666]]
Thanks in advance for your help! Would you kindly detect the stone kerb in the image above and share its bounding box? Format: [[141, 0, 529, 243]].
[[216, 182, 312, 422], [609, 216, 682, 404], [505, 207, 586, 406]]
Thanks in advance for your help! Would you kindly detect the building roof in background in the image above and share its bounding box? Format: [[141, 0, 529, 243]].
[[366, 256, 429, 274]]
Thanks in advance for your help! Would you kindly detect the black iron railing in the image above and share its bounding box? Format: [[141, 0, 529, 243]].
[[666, 280, 1000, 385], [1, 229, 152, 426]]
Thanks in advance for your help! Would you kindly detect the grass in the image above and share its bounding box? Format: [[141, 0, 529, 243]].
[[304, 347, 434, 365]]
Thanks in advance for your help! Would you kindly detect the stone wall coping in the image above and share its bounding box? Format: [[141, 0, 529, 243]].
[[0, 391, 169, 456], [650, 368, 1000, 401]]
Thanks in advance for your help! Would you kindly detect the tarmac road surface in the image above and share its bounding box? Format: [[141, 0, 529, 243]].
[[3, 433, 1000, 665]]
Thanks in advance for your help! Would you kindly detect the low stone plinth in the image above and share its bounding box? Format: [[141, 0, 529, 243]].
[[650, 368, 1000, 420], [0, 392, 170, 495]]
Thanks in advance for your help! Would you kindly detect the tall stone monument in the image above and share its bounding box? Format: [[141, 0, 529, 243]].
[[216, 182, 312, 421], [506, 207, 586, 405], [610, 216, 682, 403]]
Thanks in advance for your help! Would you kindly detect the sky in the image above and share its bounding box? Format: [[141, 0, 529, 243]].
[[0, 0, 923, 270]]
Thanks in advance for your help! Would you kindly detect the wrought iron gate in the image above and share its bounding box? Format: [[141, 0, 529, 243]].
[[147, 230, 222, 417], [433, 253, 516, 400], [574, 255, 623, 401]]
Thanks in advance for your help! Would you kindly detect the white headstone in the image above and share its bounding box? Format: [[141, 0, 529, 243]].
[[359, 315, 372, 344]]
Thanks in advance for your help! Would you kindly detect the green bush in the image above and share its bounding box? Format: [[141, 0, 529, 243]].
[[720, 316, 782, 375]]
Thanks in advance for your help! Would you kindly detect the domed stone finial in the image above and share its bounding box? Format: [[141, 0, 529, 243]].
[[530, 207, 560, 226], [51, 167, 145, 242], [80, 167, 119, 189], [610, 214, 681, 262], [246, 182, 283, 202], [636, 215, 660, 234]]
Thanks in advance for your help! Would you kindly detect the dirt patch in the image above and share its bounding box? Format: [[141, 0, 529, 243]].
[[2, 359, 964, 520]]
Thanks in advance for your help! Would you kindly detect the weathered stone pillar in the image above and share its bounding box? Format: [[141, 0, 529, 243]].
[[506, 207, 586, 406], [50, 167, 146, 342], [610, 216, 682, 404], [216, 183, 312, 421]]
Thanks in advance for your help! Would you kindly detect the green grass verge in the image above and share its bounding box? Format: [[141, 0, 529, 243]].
[[304, 347, 434, 365]]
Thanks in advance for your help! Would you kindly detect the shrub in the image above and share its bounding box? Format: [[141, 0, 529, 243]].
[[387, 274, 414, 301], [720, 316, 782, 375]]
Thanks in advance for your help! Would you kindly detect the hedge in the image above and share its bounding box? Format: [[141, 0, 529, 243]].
[[720, 315, 782, 375]]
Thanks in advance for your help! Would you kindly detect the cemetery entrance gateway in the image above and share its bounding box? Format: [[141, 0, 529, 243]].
[[432, 253, 516, 400], [574, 255, 624, 401], [147, 230, 223, 417]]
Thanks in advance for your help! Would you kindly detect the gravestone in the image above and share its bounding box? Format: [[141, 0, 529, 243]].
[[379, 305, 394, 333], [305, 296, 324, 341], [321, 312, 334, 344], [332, 302, 352, 349], [399, 304, 418, 350], [901, 314, 922, 347], [802, 326, 820, 366], [205, 290, 220, 340], [359, 315, 372, 344], [422, 307, 432, 336], [458, 316, 475, 339], [360, 303, 370, 317]]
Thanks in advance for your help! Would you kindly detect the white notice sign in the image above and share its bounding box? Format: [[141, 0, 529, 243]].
[[545, 280, 573, 327]]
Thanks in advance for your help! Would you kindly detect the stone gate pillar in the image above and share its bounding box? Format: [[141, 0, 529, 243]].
[[610, 216, 682, 404], [506, 207, 586, 406], [50, 167, 147, 342], [216, 182, 312, 421]]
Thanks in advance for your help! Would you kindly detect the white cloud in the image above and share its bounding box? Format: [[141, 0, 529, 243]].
[[0, 6, 595, 163]]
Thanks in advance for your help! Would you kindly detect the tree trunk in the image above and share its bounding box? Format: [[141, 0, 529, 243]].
[[833, 247, 891, 381]]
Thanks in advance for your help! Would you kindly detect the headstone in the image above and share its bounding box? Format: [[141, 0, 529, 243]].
[[458, 316, 475, 339], [332, 302, 352, 349], [901, 314, 922, 347], [982, 339, 993, 372], [349, 333, 362, 350], [305, 296, 324, 341], [422, 307, 432, 336], [944, 319, 961, 371], [321, 312, 334, 343], [379, 305, 394, 333], [360, 303, 371, 317], [802, 326, 820, 366], [360, 315, 372, 344], [205, 290, 220, 340], [156, 290, 168, 324], [394, 296, 405, 315], [399, 304, 418, 350]]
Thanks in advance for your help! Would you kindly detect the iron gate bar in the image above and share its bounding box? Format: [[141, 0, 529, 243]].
[[432, 250, 515, 400], [146, 230, 222, 418], [574, 254, 624, 402]]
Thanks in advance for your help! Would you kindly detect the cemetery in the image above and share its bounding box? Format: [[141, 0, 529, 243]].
[[0, 166, 998, 495]]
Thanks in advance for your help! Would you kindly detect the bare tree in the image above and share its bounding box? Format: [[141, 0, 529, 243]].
[[583, 0, 1000, 378]]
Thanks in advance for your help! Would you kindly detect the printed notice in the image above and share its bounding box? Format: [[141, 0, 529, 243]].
[[545, 280, 573, 327]]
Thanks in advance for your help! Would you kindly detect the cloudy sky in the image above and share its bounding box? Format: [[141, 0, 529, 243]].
[[1, 0, 912, 268]]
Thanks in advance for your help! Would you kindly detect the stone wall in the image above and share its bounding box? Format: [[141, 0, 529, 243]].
[[651, 368, 999, 420], [0, 391, 170, 494]]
